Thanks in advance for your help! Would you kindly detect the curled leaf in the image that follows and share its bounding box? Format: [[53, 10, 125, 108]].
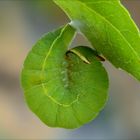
[[21, 24, 109, 129]]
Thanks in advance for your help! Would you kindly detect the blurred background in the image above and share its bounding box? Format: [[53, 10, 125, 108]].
[[0, 0, 140, 139]]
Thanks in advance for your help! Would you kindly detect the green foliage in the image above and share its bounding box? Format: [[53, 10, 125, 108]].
[[54, 0, 140, 81], [21, 0, 140, 129], [21, 24, 108, 128]]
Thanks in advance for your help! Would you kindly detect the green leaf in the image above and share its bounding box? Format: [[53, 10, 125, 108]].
[[54, 0, 140, 81], [21, 24, 109, 129]]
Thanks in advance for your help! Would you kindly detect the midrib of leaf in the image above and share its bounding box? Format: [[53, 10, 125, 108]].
[[41, 26, 65, 73], [37, 24, 81, 108], [42, 83, 81, 107], [82, 0, 140, 39], [70, 0, 140, 61]]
